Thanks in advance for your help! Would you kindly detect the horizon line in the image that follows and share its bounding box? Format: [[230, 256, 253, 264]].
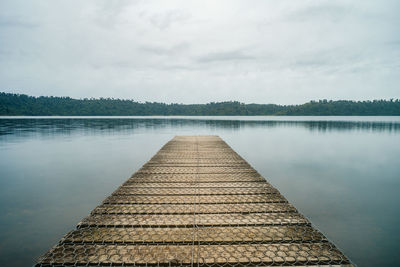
[[1, 91, 399, 106]]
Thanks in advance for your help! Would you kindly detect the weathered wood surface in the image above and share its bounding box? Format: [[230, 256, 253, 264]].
[[36, 136, 353, 266]]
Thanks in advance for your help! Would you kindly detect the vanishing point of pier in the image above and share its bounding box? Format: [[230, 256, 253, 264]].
[[36, 136, 353, 266]]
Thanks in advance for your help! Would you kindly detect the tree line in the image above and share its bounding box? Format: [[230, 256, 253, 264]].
[[1, 92, 399, 116]]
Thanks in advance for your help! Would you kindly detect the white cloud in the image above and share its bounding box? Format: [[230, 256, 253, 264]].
[[0, 0, 399, 104]]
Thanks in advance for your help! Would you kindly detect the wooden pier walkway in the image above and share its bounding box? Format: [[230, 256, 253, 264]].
[[36, 136, 353, 266]]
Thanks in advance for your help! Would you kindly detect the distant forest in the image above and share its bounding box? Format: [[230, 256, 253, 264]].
[[1, 92, 399, 116]]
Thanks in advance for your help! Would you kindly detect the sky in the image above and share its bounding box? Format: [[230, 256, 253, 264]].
[[0, 0, 399, 104]]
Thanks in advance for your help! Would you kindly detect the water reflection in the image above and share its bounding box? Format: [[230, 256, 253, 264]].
[[1, 117, 399, 137], [0, 117, 399, 267]]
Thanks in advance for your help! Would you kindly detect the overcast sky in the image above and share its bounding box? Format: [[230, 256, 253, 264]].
[[0, 0, 399, 104]]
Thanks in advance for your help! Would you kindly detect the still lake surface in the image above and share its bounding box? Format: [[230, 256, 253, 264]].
[[0, 116, 399, 267]]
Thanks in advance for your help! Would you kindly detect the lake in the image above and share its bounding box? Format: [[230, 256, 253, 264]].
[[0, 116, 399, 267]]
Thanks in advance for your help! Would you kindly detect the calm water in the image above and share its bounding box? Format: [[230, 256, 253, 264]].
[[0, 116, 400, 267]]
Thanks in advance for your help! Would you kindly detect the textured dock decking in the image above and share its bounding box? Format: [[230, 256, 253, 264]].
[[36, 136, 353, 266]]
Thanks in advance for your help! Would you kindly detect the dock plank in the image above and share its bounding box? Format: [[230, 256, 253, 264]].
[[61, 225, 326, 244], [92, 203, 297, 214]]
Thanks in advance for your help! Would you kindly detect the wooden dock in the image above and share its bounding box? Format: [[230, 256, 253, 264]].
[[36, 136, 353, 266]]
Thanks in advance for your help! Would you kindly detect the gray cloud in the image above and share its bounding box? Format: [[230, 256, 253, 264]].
[[0, 0, 399, 104], [139, 42, 190, 56], [147, 9, 192, 30], [197, 49, 255, 63], [288, 3, 351, 22], [0, 16, 37, 28]]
